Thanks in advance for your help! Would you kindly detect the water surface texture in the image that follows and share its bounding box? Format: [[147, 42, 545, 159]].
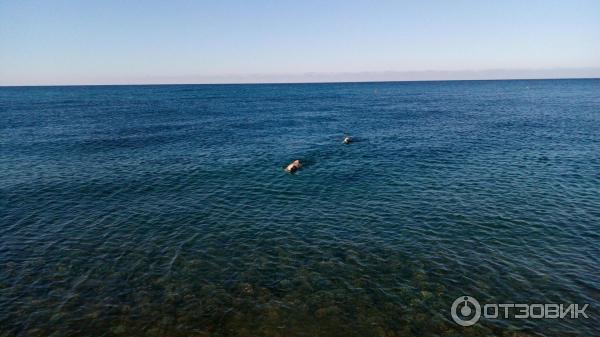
[[1, 80, 599, 336]]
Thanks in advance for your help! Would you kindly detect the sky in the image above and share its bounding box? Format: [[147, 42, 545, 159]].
[[1, 0, 599, 85]]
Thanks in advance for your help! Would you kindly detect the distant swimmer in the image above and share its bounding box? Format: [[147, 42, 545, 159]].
[[343, 136, 352, 144], [285, 159, 302, 173]]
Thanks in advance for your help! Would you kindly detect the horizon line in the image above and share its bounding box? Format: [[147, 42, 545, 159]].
[[1, 76, 599, 88], [3, 67, 600, 87]]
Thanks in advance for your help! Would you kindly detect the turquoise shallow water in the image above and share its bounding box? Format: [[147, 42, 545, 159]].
[[1, 79, 599, 336]]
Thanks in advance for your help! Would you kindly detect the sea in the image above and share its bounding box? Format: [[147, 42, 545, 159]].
[[1, 79, 599, 336]]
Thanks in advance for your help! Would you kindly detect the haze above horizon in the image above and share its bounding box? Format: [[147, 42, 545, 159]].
[[1, 0, 599, 86]]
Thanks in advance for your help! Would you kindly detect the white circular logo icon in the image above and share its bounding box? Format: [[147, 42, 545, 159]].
[[451, 296, 481, 326]]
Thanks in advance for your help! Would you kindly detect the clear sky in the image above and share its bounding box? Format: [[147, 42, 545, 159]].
[[1, 0, 599, 85]]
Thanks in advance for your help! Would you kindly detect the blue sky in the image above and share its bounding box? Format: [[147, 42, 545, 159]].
[[1, 0, 599, 85]]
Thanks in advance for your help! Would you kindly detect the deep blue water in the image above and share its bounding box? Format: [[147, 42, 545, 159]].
[[1, 79, 599, 336]]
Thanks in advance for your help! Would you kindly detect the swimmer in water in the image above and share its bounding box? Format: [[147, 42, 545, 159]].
[[285, 159, 302, 173], [343, 136, 352, 144]]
